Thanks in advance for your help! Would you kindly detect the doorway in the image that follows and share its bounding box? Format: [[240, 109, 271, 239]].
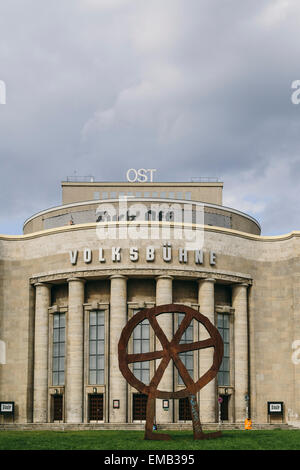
[[133, 393, 147, 421], [52, 394, 63, 421], [220, 395, 229, 421], [89, 394, 104, 421], [179, 397, 192, 421]]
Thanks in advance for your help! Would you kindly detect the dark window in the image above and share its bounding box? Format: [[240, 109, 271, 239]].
[[217, 314, 230, 386], [133, 393, 147, 420], [178, 313, 194, 385], [132, 315, 150, 385], [89, 394, 104, 421], [220, 395, 229, 421], [53, 394, 63, 421], [52, 313, 65, 386], [89, 311, 105, 385], [179, 397, 192, 420]]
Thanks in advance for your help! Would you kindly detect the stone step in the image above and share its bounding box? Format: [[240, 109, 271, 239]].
[[0, 422, 296, 431]]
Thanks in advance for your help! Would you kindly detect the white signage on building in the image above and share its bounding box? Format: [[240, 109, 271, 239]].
[[126, 169, 157, 183], [0, 403, 13, 413], [69, 246, 217, 266], [269, 403, 282, 413]]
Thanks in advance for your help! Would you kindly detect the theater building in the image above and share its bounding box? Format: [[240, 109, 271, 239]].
[[0, 176, 299, 428]]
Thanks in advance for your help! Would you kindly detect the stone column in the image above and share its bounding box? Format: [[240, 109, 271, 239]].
[[109, 275, 127, 423], [198, 278, 216, 422], [33, 282, 51, 423], [66, 278, 85, 423], [232, 283, 248, 423], [155, 275, 173, 423]]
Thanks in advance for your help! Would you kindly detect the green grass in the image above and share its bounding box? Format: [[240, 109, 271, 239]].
[[0, 430, 299, 450]]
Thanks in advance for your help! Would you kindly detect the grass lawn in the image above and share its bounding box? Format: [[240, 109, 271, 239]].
[[0, 429, 299, 450]]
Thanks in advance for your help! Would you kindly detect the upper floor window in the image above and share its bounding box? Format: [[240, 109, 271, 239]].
[[89, 311, 105, 385], [132, 316, 150, 385], [178, 313, 194, 385], [52, 313, 65, 386], [217, 314, 230, 386]]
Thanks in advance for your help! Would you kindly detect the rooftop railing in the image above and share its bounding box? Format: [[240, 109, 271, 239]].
[[65, 175, 95, 182], [190, 177, 220, 182]]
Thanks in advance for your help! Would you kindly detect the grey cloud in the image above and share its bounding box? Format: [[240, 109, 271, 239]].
[[0, 0, 300, 234]]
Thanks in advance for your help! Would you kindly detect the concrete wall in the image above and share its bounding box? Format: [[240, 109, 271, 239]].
[[0, 223, 299, 425]]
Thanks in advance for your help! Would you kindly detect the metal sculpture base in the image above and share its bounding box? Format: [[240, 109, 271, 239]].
[[145, 397, 172, 441], [144, 394, 222, 441]]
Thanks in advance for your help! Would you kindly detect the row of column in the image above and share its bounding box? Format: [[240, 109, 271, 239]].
[[33, 276, 249, 423]]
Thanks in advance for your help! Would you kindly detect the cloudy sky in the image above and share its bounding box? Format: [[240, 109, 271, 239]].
[[1, 0, 300, 235]]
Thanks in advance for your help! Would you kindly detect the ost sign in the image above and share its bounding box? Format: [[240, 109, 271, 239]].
[[126, 169, 157, 183]]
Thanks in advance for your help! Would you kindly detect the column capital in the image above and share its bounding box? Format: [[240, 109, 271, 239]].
[[232, 282, 249, 288], [34, 282, 51, 288], [156, 275, 173, 281], [110, 274, 127, 280], [67, 277, 86, 284], [198, 277, 216, 284]]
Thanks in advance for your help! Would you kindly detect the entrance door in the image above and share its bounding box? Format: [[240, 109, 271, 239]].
[[133, 394, 147, 421], [89, 394, 104, 421], [220, 395, 229, 421], [179, 397, 192, 421], [53, 394, 63, 421]]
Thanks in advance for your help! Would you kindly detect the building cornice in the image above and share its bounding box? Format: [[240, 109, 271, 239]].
[[1, 220, 299, 242], [29, 267, 252, 286]]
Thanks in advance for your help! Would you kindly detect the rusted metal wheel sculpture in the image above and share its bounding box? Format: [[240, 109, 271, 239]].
[[118, 304, 224, 440]]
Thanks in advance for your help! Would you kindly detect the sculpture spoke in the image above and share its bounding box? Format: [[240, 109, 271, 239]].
[[126, 350, 164, 364], [148, 313, 170, 350], [177, 338, 215, 354], [172, 312, 193, 345], [172, 354, 194, 389]]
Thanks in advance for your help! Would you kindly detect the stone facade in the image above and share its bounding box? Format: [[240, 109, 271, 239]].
[[0, 182, 299, 427]]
